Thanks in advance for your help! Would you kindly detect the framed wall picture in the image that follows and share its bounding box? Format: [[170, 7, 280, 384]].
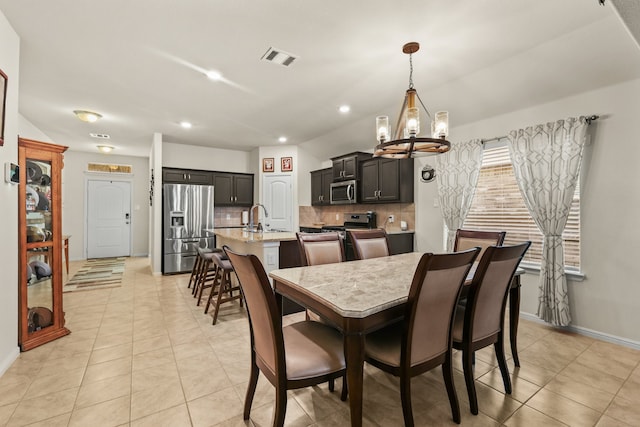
[[0, 69, 7, 146], [281, 156, 293, 172], [263, 157, 274, 172]]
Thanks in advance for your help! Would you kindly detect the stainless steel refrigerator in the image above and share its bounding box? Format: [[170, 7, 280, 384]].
[[163, 183, 215, 274]]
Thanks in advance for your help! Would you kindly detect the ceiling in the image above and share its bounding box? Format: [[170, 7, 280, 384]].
[[1, 0, 639, 160]]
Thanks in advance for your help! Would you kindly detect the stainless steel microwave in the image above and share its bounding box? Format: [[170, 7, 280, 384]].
[[330, 180, 357, 204]]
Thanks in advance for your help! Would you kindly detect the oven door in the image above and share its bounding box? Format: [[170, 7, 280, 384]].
[[330, 180, 357, 204]]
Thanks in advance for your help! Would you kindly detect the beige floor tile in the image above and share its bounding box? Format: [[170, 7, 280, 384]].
[[0, 381, 29, 406], [504, 405, 568, 426], [604, 396, 640, 426], [132, 333, 171, 355], [575, 346, 638, 380], [7, 387, 78, 426], [180, 367, 233, 402], [132, 361, 180, 393], [459, 379, 522, 423], [130, 403, 192, 427], [38, 351, 90, 376], [20, 412, 72, 427], [132, 346, 176, 371], [89, 341, 133, 365], [478, 366, 541, 403], [175, 350, 222, 378], [560, 361, 625, 395], [245, 397, 313, 427], [172, 339, 214, 361], [544, 374, 615, 412], [187, 388, 244, 427], [68, 395, 130, 427], [616, 373, 640, 405], [130, 379, 185, 420], [23, 367, 84, 399], [94, 331, 134, 350], [526, 388, 601, 427], [0, 403, 18, 425], [84, 356, 132, 383], [596, 414, 634, 426], [75, 373, 131, 409]]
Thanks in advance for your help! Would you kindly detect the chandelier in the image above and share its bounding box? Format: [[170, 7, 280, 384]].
[[373, 42, 451, 159]]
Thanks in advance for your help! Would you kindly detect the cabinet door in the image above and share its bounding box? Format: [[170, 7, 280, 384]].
[[213, 173, 234, 206], [360, 160, 380, 202], [342, 156, 358, 180], [311, 170, 324, 206], [233, 174, 254, 206], [332, 159, 344, 181], [388, 233, 414, 255], [321, 169, 333, 205], [377, 158, 401, 202], [186, 170, 212, 185], [163, 168, 189, 184]]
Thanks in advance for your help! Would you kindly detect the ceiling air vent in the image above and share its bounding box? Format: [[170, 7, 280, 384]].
[[87, 163, 132, 174], [261, 47, 298, 67], [90, 133, 111, 139]]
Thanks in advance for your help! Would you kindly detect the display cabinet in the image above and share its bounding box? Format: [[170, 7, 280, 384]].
[[18, 138, 70, 351]]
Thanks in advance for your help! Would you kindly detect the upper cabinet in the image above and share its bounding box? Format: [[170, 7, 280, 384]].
[[310, 168, 332, 206], [163, 168, 212, 185], [213, 172, 254, 206], [18, 138, 70, 351], [361, 157, 414, 203], [331, 152, 372, 181]]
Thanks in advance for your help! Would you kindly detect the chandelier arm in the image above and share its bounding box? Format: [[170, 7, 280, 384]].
[[393, 94, 409, 140], [414, 92, 432, 120]]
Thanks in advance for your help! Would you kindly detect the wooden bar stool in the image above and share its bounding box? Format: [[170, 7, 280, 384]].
[[188, 247, 213, 290], [193, 248, 222, 302], [205, 252, 243, 325]]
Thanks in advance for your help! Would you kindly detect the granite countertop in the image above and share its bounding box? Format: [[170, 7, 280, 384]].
[[213, 228, 297, 243]]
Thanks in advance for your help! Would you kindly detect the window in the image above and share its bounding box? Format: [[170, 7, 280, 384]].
[[463, 144, 580, 269]]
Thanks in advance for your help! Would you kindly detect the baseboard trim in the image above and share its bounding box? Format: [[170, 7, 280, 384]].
[[0, 346, 21, 377], [520, 312, 640, 350]]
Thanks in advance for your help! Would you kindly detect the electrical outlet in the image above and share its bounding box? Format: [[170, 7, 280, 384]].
[[388, 215, 395, 223], [336, 213, 340, 220], [226, 213, 231, 220]]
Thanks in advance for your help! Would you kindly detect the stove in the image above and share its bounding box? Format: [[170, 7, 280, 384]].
[[321, 212, 377, 260]]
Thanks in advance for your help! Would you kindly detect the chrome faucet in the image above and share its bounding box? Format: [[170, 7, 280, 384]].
[[248, 203, 269, 232]]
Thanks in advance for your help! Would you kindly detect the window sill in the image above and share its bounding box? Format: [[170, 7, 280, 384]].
[[519, 262, 585, 282]]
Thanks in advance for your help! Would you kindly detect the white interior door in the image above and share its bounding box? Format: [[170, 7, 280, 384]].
[[87, 180, 131, 258], [263, 175, 293, 232]]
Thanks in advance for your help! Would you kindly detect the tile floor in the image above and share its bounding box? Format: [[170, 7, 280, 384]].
[[1, 256, 639, 426]]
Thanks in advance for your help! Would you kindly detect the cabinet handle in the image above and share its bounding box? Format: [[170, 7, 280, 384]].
[[183, 173, 187, 180], [188, 174, 191, 180]]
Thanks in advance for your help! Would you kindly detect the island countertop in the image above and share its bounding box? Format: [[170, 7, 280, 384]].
[[213, 228, 297, 243]]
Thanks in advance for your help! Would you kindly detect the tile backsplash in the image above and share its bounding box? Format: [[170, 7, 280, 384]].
[[215, 206, 247, 227], [299, 203, 415, 232]]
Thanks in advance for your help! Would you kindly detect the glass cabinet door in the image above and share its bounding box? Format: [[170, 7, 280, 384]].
[[25, 159, 55, 334]]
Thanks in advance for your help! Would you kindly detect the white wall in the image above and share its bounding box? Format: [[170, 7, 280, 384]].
[[0, 9, 21, 374], [162, 142, 251, 172], [150, 134, 162, 274], [61, 151, 150, 260], [415, 78, 640, 344]]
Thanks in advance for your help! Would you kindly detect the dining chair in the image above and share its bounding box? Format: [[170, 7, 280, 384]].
[[347, 228, 390, 260], [223, 246, 347, 427], [453, 229, 506, 261], [364, 247, 481, 426], [452, 241, 531, 415], [296, 232, 345, 266]]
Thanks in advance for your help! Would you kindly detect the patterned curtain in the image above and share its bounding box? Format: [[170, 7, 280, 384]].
[[507, 117, 588, 326], [435, 139, 484, 251]]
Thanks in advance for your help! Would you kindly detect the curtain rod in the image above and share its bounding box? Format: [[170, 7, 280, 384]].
[[480, 115, 599, 144]]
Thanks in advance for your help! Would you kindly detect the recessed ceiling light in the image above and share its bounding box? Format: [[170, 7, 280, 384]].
[[97, 145, 114, 153], [278, 136, 287, 143], [180, 121, 192, 129], [339, 105, 351, 114], [206, 70, 222, 81], [73, 109, 102, 123]]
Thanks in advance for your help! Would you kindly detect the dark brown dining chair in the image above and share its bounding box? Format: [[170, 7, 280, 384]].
[[296, 232, 345, 266], [364, 248, 481, 426], [348, 228, 390, 260], [452, 242, 531, 415], [223, 246, 347, 427], [453, 229, 506, 261]]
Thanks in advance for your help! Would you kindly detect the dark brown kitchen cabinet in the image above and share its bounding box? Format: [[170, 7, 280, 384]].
[[331, 152, 371, 181], [213, 172, 254, 206], [388, 232, 414, 255], [162, 168, 212, 185], [361, 157, 414, 203], [310, 168, 332, 206]]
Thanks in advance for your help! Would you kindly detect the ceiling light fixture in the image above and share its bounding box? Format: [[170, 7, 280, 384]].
[[73, 110, 102, 123], [180, 121, 192, 129], [339, 105, 351, 114], [206, 70, 222, 81], [97, 145, 114, 153], [374, 42, 451, 159], [278, 136, 287, 143]]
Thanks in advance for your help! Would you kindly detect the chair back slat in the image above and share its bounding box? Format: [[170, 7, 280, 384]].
[[296, 232, 345, 266], [348, 229, 390, 260], [454, 229, 506, 260]]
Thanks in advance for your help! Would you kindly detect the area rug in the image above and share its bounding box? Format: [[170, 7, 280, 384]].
[[64, 257, 126, 292]]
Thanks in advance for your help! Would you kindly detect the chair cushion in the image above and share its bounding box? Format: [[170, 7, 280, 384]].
[[364, 321, 403, 368], [284, 321, 345, 381]]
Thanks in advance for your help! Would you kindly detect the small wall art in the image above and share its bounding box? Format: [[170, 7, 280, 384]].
[[263, 157, 274, 172], [281, 156, 293, 172]]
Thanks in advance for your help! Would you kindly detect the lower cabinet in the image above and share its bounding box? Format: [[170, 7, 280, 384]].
[[388, 232, 414, 255]]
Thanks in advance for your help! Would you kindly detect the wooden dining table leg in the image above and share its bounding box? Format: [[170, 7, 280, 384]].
[[509, 276, 521, 367], [345, 332, 365, 427]]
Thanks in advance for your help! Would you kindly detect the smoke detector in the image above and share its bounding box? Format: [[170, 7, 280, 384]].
[[261, 47, 298, 67], [90, 133, 111, 139]]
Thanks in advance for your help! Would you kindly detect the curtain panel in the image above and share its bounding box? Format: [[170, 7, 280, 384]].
[[435, 139, 484, 251], [507, 117, 588, 326]]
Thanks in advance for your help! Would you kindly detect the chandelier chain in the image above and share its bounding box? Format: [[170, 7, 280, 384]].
[[408, 53, 414, 89]]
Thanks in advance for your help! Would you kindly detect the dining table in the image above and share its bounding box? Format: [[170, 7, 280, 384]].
[[269, 252, 524, 427]]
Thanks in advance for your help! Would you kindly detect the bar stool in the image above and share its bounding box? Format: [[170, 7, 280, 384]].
[[188, 247, 213, 290], [193, 248, 223, 302], [205, 252, 243, 325]]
